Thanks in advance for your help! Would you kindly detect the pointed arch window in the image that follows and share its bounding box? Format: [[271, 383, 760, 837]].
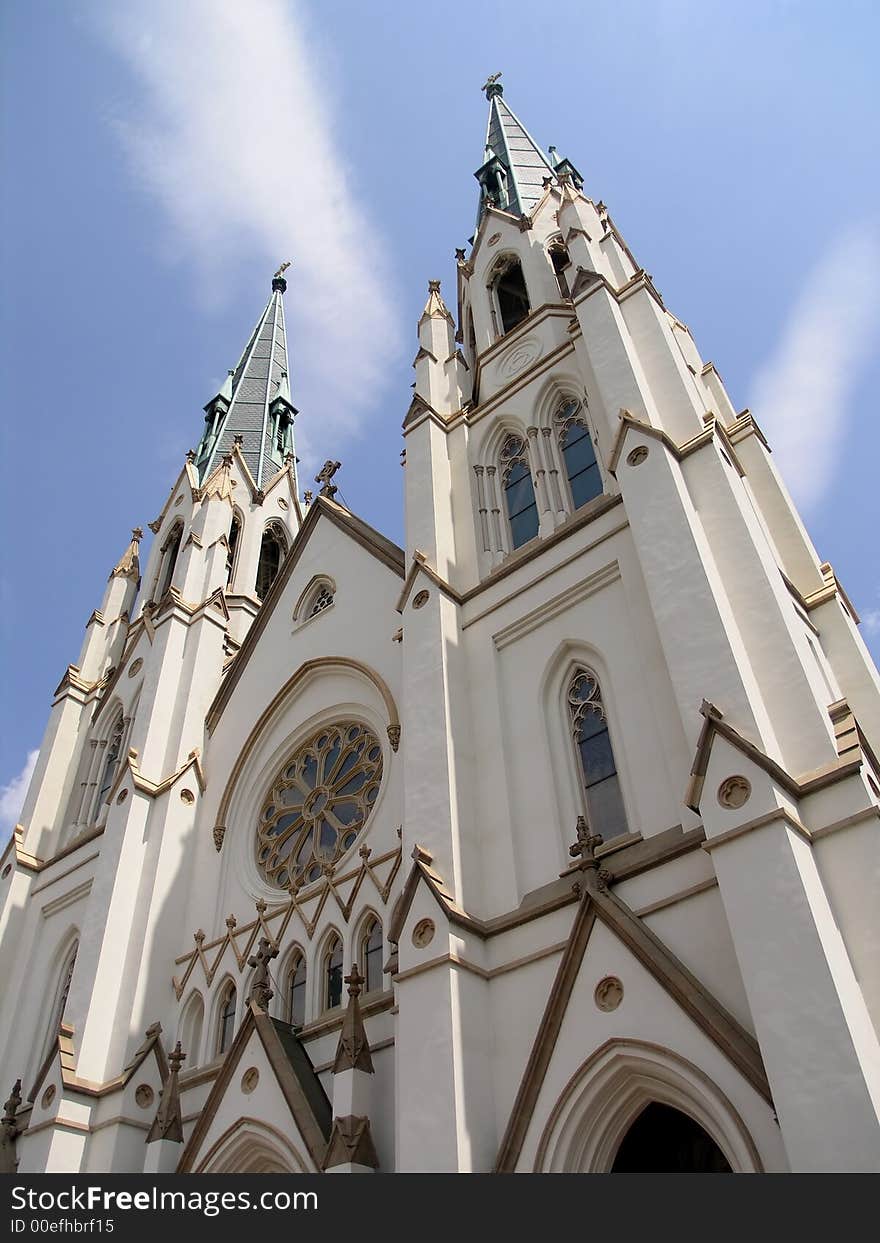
[[42, 940, 78, 1066], [556, 399, 602, 510], [226, 513, 241, 588], [493, 260, 530, 335], [501, 435, 539, 549], [287, 952, 307, 1028], [360, 917, 383, 995], [568, 668, 627, 840], [549, 242, 572, 297], [156, 523, 183, 601], [216, 982, 237, 1055], [96, 713, 124, 816], [179, 991, 204, 1068], [323, 935, 343, 1011], [255, 522, 286, 600]]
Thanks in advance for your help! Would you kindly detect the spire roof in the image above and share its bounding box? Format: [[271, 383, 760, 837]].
[[476, 78, 555, 223], [196, 269, 296, 489]]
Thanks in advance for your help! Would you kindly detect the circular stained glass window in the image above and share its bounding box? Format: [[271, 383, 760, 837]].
[[256, 722, 383, 890]]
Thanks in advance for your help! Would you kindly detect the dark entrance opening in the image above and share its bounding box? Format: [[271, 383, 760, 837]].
[[611, 1102, 732, 1172]]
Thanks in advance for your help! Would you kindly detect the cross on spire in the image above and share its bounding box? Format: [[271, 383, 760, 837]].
[[344, 963, 364, 999], [315, 459, 342, 499], [168, 1041, 186, 1075], [569, 815, 603, 865]]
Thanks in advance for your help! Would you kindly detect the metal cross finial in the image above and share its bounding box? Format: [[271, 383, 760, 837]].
[[482, 71, 502, 93], [569, 815, 603, 864], [248, 936, 278, 1010], [274, 261, 292, 279], [344, 964, 364, 999], [315, 460, 342, 499], [168, 1042, 186, 1075]]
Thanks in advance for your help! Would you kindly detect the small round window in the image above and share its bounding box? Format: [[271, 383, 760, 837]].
[[256, 722, 383, 890]]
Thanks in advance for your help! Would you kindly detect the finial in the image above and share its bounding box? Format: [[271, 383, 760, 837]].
[[272, 260, 292, 293], [482, 71, 503, 100], [146, 1045, 185, 1145], [548, 145, 559, 165], [315, 460, 341, 499], [428, 279, 442, 294], [345, 963, 364, 1000], [455, 248, 467, 263], [0, 1079, 23, 1173], [247, 936, 278, 1010], [168, 1041, 186, 1075]]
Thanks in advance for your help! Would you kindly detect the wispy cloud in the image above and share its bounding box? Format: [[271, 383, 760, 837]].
[[93, 0, 401, 459], [750, 226, 880, 514], [0, 750, 37, 835]]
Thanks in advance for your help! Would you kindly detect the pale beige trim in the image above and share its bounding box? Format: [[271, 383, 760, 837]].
[[492, 561, 620, 650], [88, 1114, 152, 1135], [31, 851, 101, 895], [192, 1115, 310, 1175], [14, 827, 104, 875], [633, 876, 718, 918], [40, 878, 93, 919], [20, 1116, 90, 1139], [806, 805, 880, 843], [296, 991, 394, 1041], [393, 950, 489, 984], [701, 809, 810, 853]]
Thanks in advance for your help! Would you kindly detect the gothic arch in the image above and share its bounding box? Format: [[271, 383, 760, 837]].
[[540, 641, 634, 862], [214, 657, 400, 864], [210, 975, 239, 1058], [277, 942, 308, 1027], [533, 1039, 763, 1172], [32, 929, 80, 1086], [317, 925, 345, 1014], [293, 574, 337, 624], [178, 989, 205, 1068], [195, 1117, 309, 1173]]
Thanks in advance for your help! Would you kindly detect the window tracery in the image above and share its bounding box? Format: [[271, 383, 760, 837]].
[[568, 667, 627, 840], [492, 259, 530, 335], [256, 722, 383, 891], [255, 522, 287, 600], [500, 434, 539, 549], [287, 951, 307, 1028], [555, 399, 602, 510]]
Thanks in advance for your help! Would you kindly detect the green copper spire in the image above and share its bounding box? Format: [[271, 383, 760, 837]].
[[195, 266, 297, 488], [475, 75, 555, 223]]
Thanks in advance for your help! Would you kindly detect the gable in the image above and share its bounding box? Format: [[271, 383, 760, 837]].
[[177, 1005, 330, 1173]]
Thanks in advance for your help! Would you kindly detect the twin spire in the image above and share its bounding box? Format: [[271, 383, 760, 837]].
[[475, 74, 583, 223], [195, 265, 297, 490]]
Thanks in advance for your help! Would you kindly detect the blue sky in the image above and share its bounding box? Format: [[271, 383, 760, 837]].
[[1, 0, 878, 826]]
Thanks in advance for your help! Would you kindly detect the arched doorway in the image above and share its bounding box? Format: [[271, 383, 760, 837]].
[[611, 1102, 732, 1172]]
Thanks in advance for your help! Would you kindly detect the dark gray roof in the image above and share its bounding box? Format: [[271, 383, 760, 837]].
[[201, 286, 293, 489], [482, 93, 554, 220]]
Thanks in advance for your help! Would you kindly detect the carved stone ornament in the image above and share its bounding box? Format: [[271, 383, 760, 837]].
[[128, 658, 143, 678], [0, 1079, 23, 1175], [412, 590, 430, 610], [41, 1085, 56, 1110], [247, 937, 279, 1010], [498, 336, 542, 380], [180, 788, 195, 805], [213, 824, 226, 852], [135, 1084, 154, 1109], [387, 724, 401, 753], [594, 976, 624, 1012], [412, 918, 435, 949], [174, 495, 184, 507], [717, 775, 751, 810], [116, 788, 128, 805], [277, 497, 289, 509], [241, 1066, 260, 1095], [626, 446, 649, 467], [487, 232, 502, 247], [322, 1115, 380, 1171]]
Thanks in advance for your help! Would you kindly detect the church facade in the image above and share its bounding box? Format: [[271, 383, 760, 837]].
[[2, 81, 879, 1175]]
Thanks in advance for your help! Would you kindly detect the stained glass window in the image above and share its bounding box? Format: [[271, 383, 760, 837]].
[[501, 435, 539, 549], [568, 668, 627, 840], [256, 722, 383, 890], [556, 400, 601, 510]]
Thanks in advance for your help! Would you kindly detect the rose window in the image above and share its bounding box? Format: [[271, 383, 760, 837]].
[[256, 722, 383, 890]]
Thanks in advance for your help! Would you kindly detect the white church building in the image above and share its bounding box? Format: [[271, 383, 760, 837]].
[[1, 80, 879, 1175]]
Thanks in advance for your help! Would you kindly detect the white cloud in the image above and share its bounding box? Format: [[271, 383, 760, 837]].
[[0, 750, 38, 835], [750, 226, 880, 514], [862, 608, 880, 637], [93, 0, 401, 459]]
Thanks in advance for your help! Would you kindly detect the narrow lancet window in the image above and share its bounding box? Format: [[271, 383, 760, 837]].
[[96, 715, 124, 816], [156, 523, 183, 601], [255, 522, 286, 600], [556, 400, 602, 509], [568, 667, 627, 840], [501, 435, 539, 549], [288, 953, 307, 1028], [361, 918, 383, 994], [226, 514, 241, 587], [494, 260, 530, 334], [217, 983, 237, 1055], [324, 935, 343, 1011]]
